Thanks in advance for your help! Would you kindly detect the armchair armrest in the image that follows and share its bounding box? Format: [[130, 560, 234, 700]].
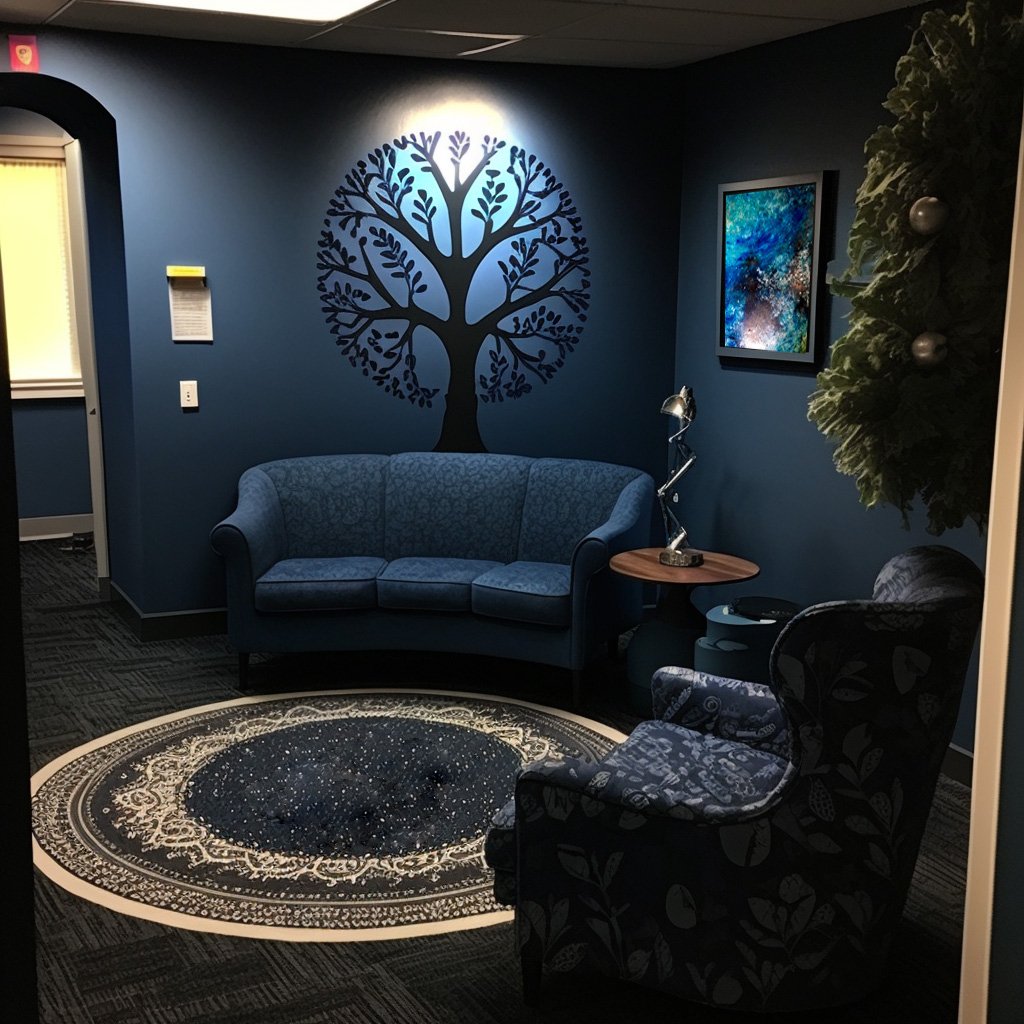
[[515, 743, 789, 826], [651, 665, 790, 760]]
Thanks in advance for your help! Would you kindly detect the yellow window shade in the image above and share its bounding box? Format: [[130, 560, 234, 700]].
[[0, 157, 80, 384]]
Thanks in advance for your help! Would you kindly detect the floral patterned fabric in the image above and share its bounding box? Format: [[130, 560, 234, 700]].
[[377, 557, 504, 612], [210, 453, 655, 679], [254, 556, 385, 611], [518, 460, 649, 564], [485, 545, 983, 1013], [651, 667, 791, 760], [261, 455, 389, 559], [472, 561, 572, 626], [384, 452, 532, 563]]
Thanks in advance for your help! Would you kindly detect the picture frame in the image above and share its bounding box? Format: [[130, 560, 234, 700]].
[[716, 172, 827, 364]]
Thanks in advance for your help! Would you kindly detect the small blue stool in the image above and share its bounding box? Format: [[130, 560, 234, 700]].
[[694, 598, 800, 684]]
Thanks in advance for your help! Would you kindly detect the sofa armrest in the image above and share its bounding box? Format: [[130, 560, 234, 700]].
[[209, 467, 288, 582], [651, 665, 790, 759], [570, 474, 654, 582]]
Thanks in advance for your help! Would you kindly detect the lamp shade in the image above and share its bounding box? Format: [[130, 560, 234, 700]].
[[660, 385, 696, 425]]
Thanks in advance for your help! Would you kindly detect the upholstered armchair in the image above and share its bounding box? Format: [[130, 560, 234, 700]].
[[484, 545, 983, 1013]]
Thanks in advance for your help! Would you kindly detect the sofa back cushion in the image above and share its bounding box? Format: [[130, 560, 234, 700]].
[[518, 459, 644, 564], [260, 454, 389, 558], [384, 452, 531, 562]]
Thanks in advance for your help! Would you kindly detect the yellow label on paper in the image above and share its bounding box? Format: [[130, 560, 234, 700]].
[[166, 265, 206, 278]]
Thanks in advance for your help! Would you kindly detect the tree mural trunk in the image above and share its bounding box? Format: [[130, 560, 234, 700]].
[[436, 333, 483, 451]]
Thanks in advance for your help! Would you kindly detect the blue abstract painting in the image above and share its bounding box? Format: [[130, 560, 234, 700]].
[[720, 179, 818, 356]]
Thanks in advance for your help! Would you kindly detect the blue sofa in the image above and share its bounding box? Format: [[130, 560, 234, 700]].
[[210, 452, 654, 703]]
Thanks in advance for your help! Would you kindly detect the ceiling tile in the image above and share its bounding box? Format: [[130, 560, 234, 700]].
[[545, 7, 830, 48], [470, 34, 729, 69], [349, 0, 597, 36], [306, 24, 510, 57], [617, 0, 915, 17], [49, 2, 317, 45], [0, 0, 70, 21]]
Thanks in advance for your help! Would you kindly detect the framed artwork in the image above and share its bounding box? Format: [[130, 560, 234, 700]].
[[716, 172, 826, 364]]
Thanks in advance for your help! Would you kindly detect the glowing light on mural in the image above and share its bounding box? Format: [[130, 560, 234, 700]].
[[397, 99, 508, 188]]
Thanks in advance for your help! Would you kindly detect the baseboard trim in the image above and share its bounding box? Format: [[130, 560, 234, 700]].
[[110, 584, 226, 641], [942, 743, 974, 787], [19, 513, 93, 541]]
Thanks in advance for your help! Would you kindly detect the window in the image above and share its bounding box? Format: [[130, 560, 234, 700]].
[[0, 146, 81, 396]]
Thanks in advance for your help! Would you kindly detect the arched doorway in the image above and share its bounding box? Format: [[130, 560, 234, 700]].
[[1, 72, 133, 1024]]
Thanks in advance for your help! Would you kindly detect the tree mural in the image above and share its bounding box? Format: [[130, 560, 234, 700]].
[[316, 132, 590, 451]]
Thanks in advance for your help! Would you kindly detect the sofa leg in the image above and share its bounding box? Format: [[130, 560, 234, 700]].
[[521, 954, 542, 1006], [571, 668, 583, 709], [238, 652, 250, 691]]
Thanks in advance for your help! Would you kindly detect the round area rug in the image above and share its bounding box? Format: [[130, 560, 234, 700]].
[[31, 689, 625, 941]]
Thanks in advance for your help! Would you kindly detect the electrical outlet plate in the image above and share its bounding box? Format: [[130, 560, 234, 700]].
[[179, 380, 198, 408]]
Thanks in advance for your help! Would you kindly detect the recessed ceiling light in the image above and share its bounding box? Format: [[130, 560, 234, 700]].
[[102, 1, 380, 23]]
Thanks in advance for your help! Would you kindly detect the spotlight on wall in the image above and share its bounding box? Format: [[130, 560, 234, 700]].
[[657, 385, 703, 567]]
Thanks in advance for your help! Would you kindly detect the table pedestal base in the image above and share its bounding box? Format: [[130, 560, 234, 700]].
[[625, 586, 705, 715]]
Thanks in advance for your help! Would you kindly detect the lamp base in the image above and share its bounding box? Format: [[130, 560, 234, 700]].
[[659, 547, 704, 567]]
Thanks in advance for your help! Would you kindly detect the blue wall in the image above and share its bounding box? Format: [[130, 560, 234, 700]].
[[672, 7, 987, 749], [2, 31, 680, 614], [1, 7, 996, 751], [11, 399, 91, 518]]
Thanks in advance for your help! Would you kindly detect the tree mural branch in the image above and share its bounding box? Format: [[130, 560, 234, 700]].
[[317, 131, 590, 450]]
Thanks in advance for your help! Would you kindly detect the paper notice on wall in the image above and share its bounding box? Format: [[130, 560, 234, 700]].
[[168, 274, 213, 342]]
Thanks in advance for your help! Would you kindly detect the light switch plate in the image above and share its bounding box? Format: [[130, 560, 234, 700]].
[[179, 380, 198, 408]]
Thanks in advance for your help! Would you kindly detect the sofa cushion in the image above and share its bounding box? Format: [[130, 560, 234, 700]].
[[254, 556, 385, 612], [377, 557, 503, 612], [384, 452, 531, 562], [471, 562, 571, 626], [518, 459, 644, 563]]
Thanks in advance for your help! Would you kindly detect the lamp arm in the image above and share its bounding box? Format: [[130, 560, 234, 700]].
[[659, 496, 689, 549], [656, 448, 696, 498]]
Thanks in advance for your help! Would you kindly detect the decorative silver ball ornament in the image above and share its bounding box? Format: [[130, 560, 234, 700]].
[[909, 196, 950, 235], [911, 331, 948, 366]]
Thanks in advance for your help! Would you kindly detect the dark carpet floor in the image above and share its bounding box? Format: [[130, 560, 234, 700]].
[[23, 538, 970, 1023]]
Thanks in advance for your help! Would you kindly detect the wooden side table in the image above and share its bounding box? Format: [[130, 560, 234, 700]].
[[610, 548, 760, 714]]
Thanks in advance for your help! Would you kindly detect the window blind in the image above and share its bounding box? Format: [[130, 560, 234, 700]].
[[0, 157, 80, 385]]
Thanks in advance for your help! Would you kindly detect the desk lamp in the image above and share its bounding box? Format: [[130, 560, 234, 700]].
[[657, 385, 703, 566]]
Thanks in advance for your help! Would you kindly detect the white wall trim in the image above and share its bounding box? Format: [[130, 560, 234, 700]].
[[18, 514, 94, 541], [959, 111, 1024, 1023]]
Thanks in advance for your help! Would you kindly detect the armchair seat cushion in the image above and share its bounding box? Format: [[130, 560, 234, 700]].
[[254, 556, 385, 611], [598, 719, 788, 821], [377, 557, 502, 611], [486, 719, 788, 888], [471, 561, 572, 626]]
